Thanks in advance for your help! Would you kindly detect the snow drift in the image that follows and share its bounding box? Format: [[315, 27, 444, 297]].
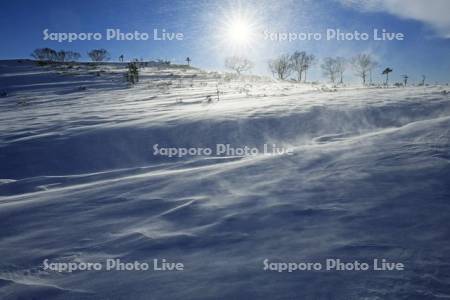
[[0, 60, 449, 299]]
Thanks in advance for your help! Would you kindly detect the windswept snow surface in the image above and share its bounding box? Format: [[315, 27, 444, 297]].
[[0, 60, 450, 299]]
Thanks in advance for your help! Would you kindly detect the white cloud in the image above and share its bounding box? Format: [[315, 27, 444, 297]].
[[339, 0, 450, 38]]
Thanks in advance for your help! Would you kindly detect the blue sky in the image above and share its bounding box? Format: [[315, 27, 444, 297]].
[[1, 0, 449, 84]]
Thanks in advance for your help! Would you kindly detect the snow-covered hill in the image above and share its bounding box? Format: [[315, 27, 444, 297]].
[[0, 60, 449, 299]]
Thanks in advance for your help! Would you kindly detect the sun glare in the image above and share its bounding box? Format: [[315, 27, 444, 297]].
[[226, 17, 253, 45], [218, 8, 260, 54]]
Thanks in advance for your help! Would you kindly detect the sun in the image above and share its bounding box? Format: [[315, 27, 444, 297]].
[[226, 16, 253, 45], [217, 8, 260, 53]]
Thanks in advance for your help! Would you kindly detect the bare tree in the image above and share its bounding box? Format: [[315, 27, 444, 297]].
[[54, 50, 81, 62], [31, 49, 46, 61], [65, 51, 81, 62], [268, 54, 292, 80], [351, 54, 376, 85], [382, 67, 393, 85], [127, 62, 139, 84], [420, 75, 426, 86], [401, 74, 408, 86], [302, 54, 315, 82], [289, 51, 316, 82], [225, 56, 254, 75], [88, 49, 110, 62], [321, 57, 339, 83], [31, 48, 57, 61], [56, 50, 67, 62], [335, 57, 347, 84], [290, 51, 306, 81]]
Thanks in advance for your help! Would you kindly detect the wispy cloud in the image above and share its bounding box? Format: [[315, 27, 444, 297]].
[[338, 0, 450, 38]]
